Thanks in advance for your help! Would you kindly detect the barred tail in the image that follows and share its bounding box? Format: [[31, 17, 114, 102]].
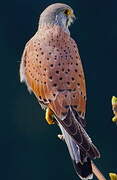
[[58, 122, 93, 180]]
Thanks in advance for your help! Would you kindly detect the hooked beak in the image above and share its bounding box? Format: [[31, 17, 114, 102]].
[[71, 13, 76, 22], [67, 13, 76, 27]]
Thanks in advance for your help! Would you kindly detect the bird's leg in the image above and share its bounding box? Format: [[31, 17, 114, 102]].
[[45, 108, 55, 125]]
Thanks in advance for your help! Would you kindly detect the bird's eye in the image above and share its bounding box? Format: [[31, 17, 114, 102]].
[[64, 9, 71, 16]]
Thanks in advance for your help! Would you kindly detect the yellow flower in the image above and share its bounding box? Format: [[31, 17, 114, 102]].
[[111, 96, 117, 123], [112, 96, 117, 105], [109, 173, 117, 180], [112, 117, 117, 122]]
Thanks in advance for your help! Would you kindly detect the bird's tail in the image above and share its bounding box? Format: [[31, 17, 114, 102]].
[[58, 122, 93, 180]]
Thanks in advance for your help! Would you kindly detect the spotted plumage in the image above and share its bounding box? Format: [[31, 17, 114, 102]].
[[20, 3, 100, 179]]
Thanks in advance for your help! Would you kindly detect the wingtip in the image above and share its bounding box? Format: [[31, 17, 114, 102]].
[[79, 173, 93, 180]]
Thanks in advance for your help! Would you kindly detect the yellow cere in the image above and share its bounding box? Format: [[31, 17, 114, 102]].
[[109, 173, 117, 180], [112, 96, 117, 105]]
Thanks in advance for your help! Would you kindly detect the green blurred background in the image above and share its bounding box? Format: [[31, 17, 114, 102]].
[[0, 0, 117, 179]]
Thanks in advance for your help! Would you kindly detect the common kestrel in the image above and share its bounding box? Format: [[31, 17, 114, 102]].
[[20, 3, 100, 179]]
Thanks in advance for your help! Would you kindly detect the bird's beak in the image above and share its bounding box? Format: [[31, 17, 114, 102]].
[[66, 9, 76, 22], [71, 13, 76, 21], [66, 11, 76, 27], [69, 13, 76, 25]]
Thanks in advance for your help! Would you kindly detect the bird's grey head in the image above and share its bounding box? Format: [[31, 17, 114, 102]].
[[38, 3, 75, 33]]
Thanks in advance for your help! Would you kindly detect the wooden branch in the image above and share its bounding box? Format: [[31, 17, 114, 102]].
[[92, 161, 107, 180]]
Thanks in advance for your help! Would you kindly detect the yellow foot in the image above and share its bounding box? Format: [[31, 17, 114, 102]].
[[45, 108, 55, 125]]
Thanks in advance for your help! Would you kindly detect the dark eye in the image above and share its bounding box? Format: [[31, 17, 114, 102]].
[[64, 9, 69, 15]]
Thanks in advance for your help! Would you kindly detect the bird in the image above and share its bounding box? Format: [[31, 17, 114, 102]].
[[20, 3, 100, 179]]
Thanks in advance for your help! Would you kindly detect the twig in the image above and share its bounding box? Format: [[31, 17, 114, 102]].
[[58, 134, 106, 180], [92, 161, 107, 180]]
